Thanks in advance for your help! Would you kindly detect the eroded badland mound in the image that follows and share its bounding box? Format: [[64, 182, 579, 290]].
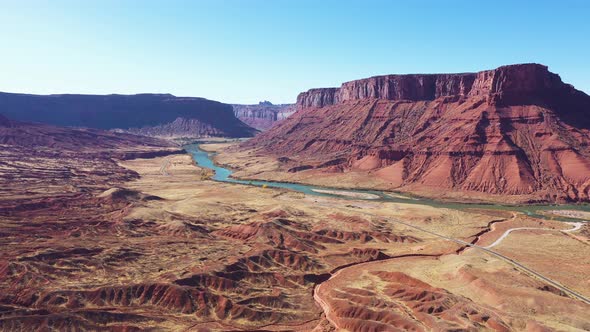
[[1, 115, 589, 330], [243, 64, 590, 203], [0, 115, 182, 201]]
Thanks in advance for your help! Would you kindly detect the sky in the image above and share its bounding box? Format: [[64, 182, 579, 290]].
[[0, 0, 588, 104]]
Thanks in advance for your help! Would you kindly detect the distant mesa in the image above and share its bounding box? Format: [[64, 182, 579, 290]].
[[244, 63, 590, 203], [233, 102, 295, 131], [295, 63, 589, 115], [0, 92, 257, 138]]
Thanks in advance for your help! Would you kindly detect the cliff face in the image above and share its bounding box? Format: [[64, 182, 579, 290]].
[[296, 64, 575, 108], [296, 88, 341, 108], [232, 102, 295, 131], [245, 64, 590, 202], [0, 93, 257, 138]]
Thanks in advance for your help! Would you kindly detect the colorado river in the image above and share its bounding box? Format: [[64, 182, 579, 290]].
[[185, 144, 590, 221]]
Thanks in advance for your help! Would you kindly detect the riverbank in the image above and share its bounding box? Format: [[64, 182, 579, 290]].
[[544, 209, 590, 220], [188, 143, 590, 222], [311, 188, 380, 200], [210, 141, 590, 206]]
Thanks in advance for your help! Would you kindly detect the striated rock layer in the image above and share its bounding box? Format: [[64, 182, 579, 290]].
[[245, 64, 590, 202], [0, 115, 183, 201], [0, 92, 257, 138], [232, 101, 295, 131]]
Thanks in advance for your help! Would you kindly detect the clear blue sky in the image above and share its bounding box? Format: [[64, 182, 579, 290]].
[[0, 0, 588, 104]]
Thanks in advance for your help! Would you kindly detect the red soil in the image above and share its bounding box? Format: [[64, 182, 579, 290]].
[[244, 64, 590, 203]]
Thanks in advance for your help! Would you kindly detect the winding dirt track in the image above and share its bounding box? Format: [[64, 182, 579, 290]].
[[313, 213, 590, 330]]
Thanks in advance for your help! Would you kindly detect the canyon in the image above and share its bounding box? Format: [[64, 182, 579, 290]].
[[233, 101, 295, 130], [240, 64, 590, 203], [0, 92, 257, 138], [1, 64, 590, 331], [1, 112, 589, 330], [3, 1, 590, 330]]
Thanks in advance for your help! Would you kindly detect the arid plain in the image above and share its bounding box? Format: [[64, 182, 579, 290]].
[[3, 128, 589, 330], [91, 147, 590, 331]]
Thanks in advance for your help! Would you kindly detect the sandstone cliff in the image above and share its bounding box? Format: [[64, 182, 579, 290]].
[[296, 64, 582, 109], [0, 93, 257, 138], [232, 101, 295, 131], [246, 64, 590, 202]]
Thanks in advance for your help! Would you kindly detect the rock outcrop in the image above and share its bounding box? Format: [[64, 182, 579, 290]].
[[296, 64, 584, 109], [0, 93, 257, 138], [245, 64, 590, 202], [232, 101, 295, 131]]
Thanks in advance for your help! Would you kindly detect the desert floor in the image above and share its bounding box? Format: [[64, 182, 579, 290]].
[[1, 150, 589, 331]]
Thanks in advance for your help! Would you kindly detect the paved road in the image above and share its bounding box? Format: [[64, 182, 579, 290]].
[[312, 207, 590, 326], [564, 222, 584, 233], [159, 159, 171, 176], [371, 214, 590, 305], [485, 222, 585, 249]]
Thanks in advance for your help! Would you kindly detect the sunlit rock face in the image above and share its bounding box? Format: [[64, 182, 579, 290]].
[[246, 64, 590, 202], [233, 101, 295, 131]]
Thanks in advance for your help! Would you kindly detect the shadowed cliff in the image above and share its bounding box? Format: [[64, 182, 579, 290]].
[[0, 92, 257, 138]]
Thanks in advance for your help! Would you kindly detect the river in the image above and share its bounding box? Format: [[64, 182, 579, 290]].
[[184, 144, 590, 221]]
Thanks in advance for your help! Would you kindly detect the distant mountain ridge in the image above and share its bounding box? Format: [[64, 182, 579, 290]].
[[0, 92, 257, 138]]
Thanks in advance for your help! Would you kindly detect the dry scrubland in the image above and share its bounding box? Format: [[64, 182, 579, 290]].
[[1, 143, 589, 330]]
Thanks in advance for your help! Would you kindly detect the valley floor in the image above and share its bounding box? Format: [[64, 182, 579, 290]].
[[1, 148, 589, 331], [215, 142, 588, 205]]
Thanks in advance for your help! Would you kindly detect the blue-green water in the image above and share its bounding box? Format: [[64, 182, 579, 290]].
[[186, 144, 384, 199], [185, 144, 590, 221]]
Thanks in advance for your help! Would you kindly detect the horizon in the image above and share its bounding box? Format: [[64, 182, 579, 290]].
[[2, 1, 590, 329], [1, 1, 589, 104], [1, 62, 587, 104]]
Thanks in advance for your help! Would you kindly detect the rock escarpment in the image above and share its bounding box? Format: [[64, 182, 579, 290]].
[[246, 64, 590, 202], [233, 101, 295, 131], [0, 93, 257, 138], [296, 64, 584, 110]]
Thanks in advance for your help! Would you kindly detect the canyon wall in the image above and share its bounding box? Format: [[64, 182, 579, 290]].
[[296, 64, 577, 109], [246, 64, 590, 202], [232, 102, 295, 131]]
